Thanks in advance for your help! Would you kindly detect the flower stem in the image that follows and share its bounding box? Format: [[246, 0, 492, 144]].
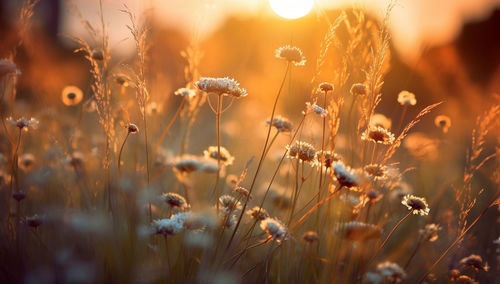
[[368, 211, 412, 266], [117, 132, 130, 179], [153, 98, 185, 156], [225, 63, 290, 250], [215, 94, 223, 214]]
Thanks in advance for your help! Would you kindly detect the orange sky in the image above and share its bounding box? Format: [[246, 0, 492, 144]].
[[60, 0, 500, 61]]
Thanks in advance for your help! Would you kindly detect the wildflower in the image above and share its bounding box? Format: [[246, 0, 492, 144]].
[[0, 59, 21, 77], [126, 123, 139, 134], [219, 212, 237, 228], [260, 217, 289, 242], [365, 190, 383, 203], [370, 113, 392, 130], [219, 195, 242, 213], [183, 212, 216, 231], [340, 221, 382, 241], [402, 194, 430, 216], [306, 102, 328, 117], [162, 192, 189, 210], [233, 186, 252, 200], [19, 153, 35, 170], [333, 161, 361, 188], [376, 262, 406, 282], [266, 115, 292, 133], [434, 115, 451, 133], [12, 192, 26, 202], [319, 82, 334, 93], [61, 86, 84, 106], [171, 155, 218, 174], [286, 140, 316, 164], [246, 206, 269, 221], [174, 87, 197, 99], [195, 77, 247, 98], [275, 45, 306, 66], [203, 146, 235, 166], [350, 83, 367, 96], [361, 126, 395, 145], [316, 150, 340, 169], [151, 217, 184, 236], [364, 164, 388, 181], [419, 223, 441, 242], [6, 117, 38, 131], [302, 231, 319, 243], [397, 90, 417, 106], [26, 214, 44, 228], [459, 254, 489, 272], [113, 73, 132, 87]]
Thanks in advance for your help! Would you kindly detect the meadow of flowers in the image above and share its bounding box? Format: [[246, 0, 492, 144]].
[[0, 0, 499, 283]]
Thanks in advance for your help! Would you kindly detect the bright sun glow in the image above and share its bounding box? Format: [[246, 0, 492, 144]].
[[269, 0, 314, 19]]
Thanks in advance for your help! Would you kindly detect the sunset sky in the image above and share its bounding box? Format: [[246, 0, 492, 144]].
[[59, 0, 500, 61]]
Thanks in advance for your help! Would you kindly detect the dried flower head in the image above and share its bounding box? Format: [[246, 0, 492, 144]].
[[361, 126, 395, 145], [376, 262, 406, 282], [12, 192, 27, 202], [219, 212, 237, 228], [19, 153, 35, 170], [365, 190, 383, 203], [434, 115, 451, 133], [171, 155, 218, 174], [315, 150, 340, 169], [419, 223, 441, 242], [364, 164, 388, 181], [298, 231, 318, 244], [260, 217, 289, 242], [402, 195, 430, 215], [26, 214, 44, 228], [152, 217, 184, 236], [370, 113, 392, 130], [113, 73, 132, 87], [333, 162, 361, 188], [459, 254, 489, 272], [174, 87, 197, 99], [233, 186, 252, 200], [306, 102, 328, 117], [0, 59, 21, 77], [397, 90, 417, 106], [7, 117, 38, 131], [275, 45, 306, 66], [219, 195, 242, 213], [319, 82, 334, 93], [203, 146, 235, 166], [286, 140, 316, 164], [267, 115, 292, 133], [195, 77, 247, 98], [350, 83, 367, 96], [61, 86, 84, 106], [246, 206, 269, 221], [340, 221, 382, 241], [162, 192, 189, 210], [126, 123, 139, 134], [455, 275, 478, 284]]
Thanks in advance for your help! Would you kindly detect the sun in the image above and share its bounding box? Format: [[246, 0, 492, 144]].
[[269, 0, 314, 19]]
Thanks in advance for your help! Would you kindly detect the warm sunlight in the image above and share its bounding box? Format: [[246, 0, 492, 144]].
[[269, 0, 314, 19]]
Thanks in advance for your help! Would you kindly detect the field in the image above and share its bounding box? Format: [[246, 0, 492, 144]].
[[0, 0, 499, 283]]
